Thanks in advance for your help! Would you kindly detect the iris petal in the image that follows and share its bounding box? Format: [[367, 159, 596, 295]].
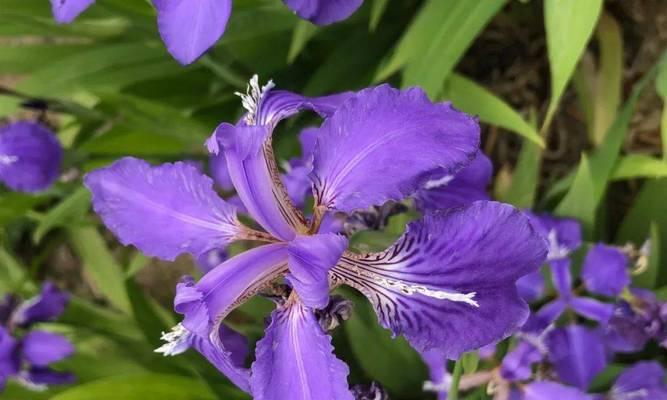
[[0, 121, 62, 193], [152, 0, 232, 65], [50, 0, 95, 24], [582, 244, 629, 297], [85, 157, 244, 261], [282, 0, 363, 25], [173, 244, 288, 391], [286, 233, 348, 308], [22, 331, 74, 367], [546, 325, 606, 390], [250, 302, 353, 400], [311, 85, 479, 214], [332, 201, 546, 358]]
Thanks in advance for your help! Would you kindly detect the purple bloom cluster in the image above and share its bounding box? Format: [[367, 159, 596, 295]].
[[84, 76, 548, 399], [0, 121, 62, 193], [421, 210, 667, 399], [0, 283, 74, 391], [50, 0, 364, 65]]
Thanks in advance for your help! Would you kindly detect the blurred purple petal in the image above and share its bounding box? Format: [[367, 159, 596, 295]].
[[298, 127, 318, 158], [22, 331, 74, 367], [250, 302, 353, 400], [523, 300, 566, 332], [0, 327, 20, 386], [549, 258, 573, 299], [420, 349, 448, 400], [612, 361, 667, 399], [50, 0, 95, 24], [523, 381, 593, 400], [85, 157, 241, 261], [152, 0, 231, 65], [516, 271, 545, 303], [525, 212, 581, 260], [286, 233, 347, 308], [0, 121, 62, 193], [500, 341, 542, 382], [22, 367, 75, 386], [13, 283, 68, 327], [582, 244, 629, 297], [283, 163, 312, 209], [570, 297, 613, 324], [311, 85, 479, 214], [546, 326, 606, 390], [415, 152, 492, 212], [283, 0, 363, 25], [196, 248, 227, 274], [332, 201, 546, 358]]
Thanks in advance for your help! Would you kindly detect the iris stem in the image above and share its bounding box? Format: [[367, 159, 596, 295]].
[[449, 358, 464, 400]]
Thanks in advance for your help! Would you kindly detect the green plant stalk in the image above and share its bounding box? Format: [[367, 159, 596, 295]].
[[448, 358, 464, 400]]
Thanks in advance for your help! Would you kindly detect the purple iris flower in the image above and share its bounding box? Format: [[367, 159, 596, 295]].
[[0, 283, 74, 391], [0, 121, 62, 193], [420, 349, 450, 400], [413, 151, 492, 212], [522, 381, 594, 400], [85, 76, 547, 399], [50, 0, 364, 65], [545, 325, 607, 390], [605, 288, 667, 352], [519, 214, 614, 330]]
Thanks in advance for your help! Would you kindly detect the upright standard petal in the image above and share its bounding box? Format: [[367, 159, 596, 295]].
[[286, 233, 348, 308], [311, 85, 479, 214], [50, 0, 95, 24], [210, 124, 307, 240], [250, 302, 353, 400], [209, 152, 234, 192], [283, 0, 363, 25], [414, 152, 492, 212], [546, 326, 606, 390], [152, 0, 232, 65], [0, 121, 62, 193], [332, 201, 547, 358], [582, 244, 629, 297], [173, 244, 288, 391], [12, 282, 68, 327], [549, 258, 573, 300], [22, 331, 74, 367], [85, 157, 242, 261]]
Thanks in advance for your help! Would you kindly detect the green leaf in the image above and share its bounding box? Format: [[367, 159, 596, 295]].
[[369, 0, 389, 32], [60, 297, 143, 343], [501, 137, 541, 208], [591, 12, 623, 145], [344, 292, 426, 397], [48, 373, 216, 400], [443, 73, 543, 146], [0, 192, 52, 226], [33, 187, 90, 244], [632, 223, 660, 289], [67, 226, 132, 314], [555, 153, 596, 236], [542, 0, 603, 132], [401, 0, 507, 98], [376, 0, 505, 84], [611, 155, 667, 181], [287, 20, 317, 63], [657, 55, 667, 160], [0, 246, 34, 293]]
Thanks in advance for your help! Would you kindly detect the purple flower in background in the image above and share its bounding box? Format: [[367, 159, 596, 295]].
[[545, 325, 607, 390], [522, 381, 593, 400], [51, 0, 364, 65], [85, 76, 547, 399], [0, 121, 62, 193], [609, 361, 667, 399], [0, 283, 74, 391], [581, 244, 629, 297], [420, 349, 450, 400], [605, 289, 667, 352], [414, 151, 492, 212]]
